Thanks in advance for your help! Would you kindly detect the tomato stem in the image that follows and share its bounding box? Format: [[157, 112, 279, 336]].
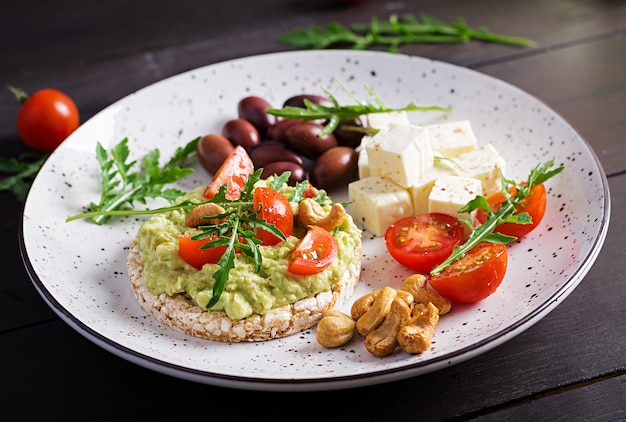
[[7, 85, 30, 105]]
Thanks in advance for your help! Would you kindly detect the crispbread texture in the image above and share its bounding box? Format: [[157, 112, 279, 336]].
[[126, 240, 361, 342]]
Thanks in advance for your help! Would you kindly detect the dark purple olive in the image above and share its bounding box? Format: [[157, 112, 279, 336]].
[[221, 118, 261, 150], [197, 133, 235, 174], [285, 122, 338, 160], [249, 141, 304, 169], [334, 118, 365, 149], [237, 96, 275, 137], [266, 118, 301, 144], [309, 146, 358, 191], [283, 94, 333, 108], [261, 161, 306, 185]]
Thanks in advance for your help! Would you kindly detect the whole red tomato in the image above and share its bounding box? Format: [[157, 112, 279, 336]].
[[10, 86, 80, 152]]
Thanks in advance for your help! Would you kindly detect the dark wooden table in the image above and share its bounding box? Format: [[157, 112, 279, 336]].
[[2, 0, 625, 420]]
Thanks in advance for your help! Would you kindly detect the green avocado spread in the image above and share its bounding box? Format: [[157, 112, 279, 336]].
[[135, 183, 362, 321]]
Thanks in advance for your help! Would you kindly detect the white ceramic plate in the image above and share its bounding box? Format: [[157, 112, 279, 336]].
[[21, 50, 610, 391]]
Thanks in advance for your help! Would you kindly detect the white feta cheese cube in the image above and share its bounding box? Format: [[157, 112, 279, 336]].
[[358, 112, 410, 178], [357, 148, 371, 179], [428, 175, 482, 221], [348, 176, 413, 237], [357, 135, 375, 179], [426, 120, 478, 158], [365, 123, 434, 188], [409, 158, 458, 214], [453, 143, 506, 196]]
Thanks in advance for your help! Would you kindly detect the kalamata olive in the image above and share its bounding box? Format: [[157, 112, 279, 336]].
[[221, 118, 260, 150], [266, 118, 301, 144], [286, 122, 338, 160], [334, 118, 365, 149], [197, 133, 235, 174], [283, 94, 333, 108], [261, 161, 306, 185], [309, 146, 358, 191], [237, 96, 275, 136], [249, 141, 304, 169]]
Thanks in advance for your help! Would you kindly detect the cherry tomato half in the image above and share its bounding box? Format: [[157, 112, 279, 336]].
[[253, 187, 294, 245], [203, 145, 254, 200], [384, 213, 465, 273], [14, 87, 80, 152], [475, 183, 547, 239], [178, 235, 227, 269], [288, 226, 338, 275], [428, 242, 508, 303], [301, 182, 318, 199]]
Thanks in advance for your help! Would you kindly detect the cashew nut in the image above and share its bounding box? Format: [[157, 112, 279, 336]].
[[316, 309, 356, 348], [350, 290, 379, 320], [351, 289, 412, 322], [364, 297, 411, 357], [297, 198, 346, 231], [397, 302, 440, 354], [356, 286, 396, 336], [185, 203, 226, 227], [400, 274, 451, 315], [395, 289, 414, 307]]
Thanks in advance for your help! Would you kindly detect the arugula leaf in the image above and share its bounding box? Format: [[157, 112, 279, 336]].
[[430, 160, 564, 275], [0, 152, 48, 202], [68, 137, 199, 224], [268, 172, 291, 190], [279, 14, 536, 52], [266, 80, 450, 135], [290, 180, 311, 204], [280, 22, 368, 50], [208, 220, 239, 308]]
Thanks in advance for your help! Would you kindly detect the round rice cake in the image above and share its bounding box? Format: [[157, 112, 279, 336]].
[[126, 239, 362, 342]]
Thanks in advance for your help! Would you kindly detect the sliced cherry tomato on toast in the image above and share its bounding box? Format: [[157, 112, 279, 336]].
[[302, 182, 318, 199], [178, 234, 227, 269], [203, 145, 254, 200], [384, 213, 465, 273], [288, 226, 338, 275], [253, 187, 294, 245], [428, 242, 508, 303], [476, 183, 547, 239]]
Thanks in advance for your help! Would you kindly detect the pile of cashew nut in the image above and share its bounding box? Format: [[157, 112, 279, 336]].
[[316, 273, 451, 357]]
